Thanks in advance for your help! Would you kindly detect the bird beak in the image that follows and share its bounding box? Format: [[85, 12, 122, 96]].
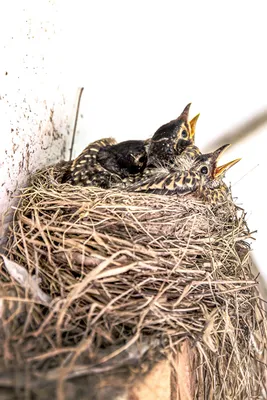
[[210, 143, 241, 178], [177, 103, 191, 122], [189, 113, 200, 140], [209, 144, 231, 178], [212, 144, 231, 161], [214, 158, 241, 178]]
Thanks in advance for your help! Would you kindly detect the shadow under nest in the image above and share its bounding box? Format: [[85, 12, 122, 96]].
[[1, 162, 267, 399]]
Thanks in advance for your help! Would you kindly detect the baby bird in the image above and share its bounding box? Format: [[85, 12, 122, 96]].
[[125, 144, 240, 204], [147, 103, 200, 167], [120, 109, 201, 187], [62, 138, 150, 188]]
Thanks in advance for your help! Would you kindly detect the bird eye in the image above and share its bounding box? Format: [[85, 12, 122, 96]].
[[200, 166, 208, 174], [181, 130, 188, 138]]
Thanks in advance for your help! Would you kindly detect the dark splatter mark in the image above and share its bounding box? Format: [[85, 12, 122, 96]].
[[25, 143, 30, 172], [61, 139, 67, 159], [49, 108, 63, 140]]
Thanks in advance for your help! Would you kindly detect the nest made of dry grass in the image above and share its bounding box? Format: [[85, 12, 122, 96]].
[[1, 162, 267, 399]]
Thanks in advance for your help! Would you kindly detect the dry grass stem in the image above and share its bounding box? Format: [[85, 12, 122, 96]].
[[0, 163, 266, 399]]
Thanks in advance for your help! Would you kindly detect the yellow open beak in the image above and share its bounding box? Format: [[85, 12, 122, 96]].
[[189, 113, 200, 140], [214, 158, 241, 178]]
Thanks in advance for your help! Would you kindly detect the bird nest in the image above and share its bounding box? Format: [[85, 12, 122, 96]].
[[1, 162, 267, 399]]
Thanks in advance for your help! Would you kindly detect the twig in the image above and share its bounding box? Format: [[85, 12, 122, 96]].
[[69, 87, 84, 161]]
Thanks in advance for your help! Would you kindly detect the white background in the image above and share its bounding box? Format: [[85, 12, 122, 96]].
[[1, 1, 267, 282]]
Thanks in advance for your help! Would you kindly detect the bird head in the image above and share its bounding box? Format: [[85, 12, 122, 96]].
[[192, 144, 241, 186], [148, 103, 200, 165]]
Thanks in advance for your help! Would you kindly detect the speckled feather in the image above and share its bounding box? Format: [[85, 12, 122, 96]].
[[125, 145, 233, 204], [62, 138, 150, 188], [62, 138, 121, 188], [97, 139, 149, 178]]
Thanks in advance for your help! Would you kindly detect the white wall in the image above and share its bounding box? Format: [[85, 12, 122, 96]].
[[1, 1, 267, 279], [0, 1, 77, 236]]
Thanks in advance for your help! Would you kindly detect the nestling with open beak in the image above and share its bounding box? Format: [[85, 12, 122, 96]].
[[120, 105, 201, 186], [125, 144, 241, 204]]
